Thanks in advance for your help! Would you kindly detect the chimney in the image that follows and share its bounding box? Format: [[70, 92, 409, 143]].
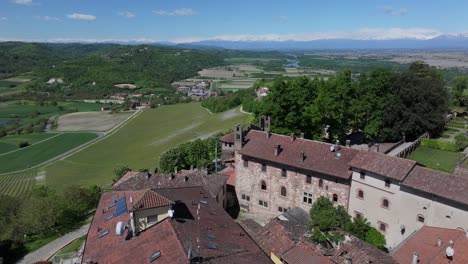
[[174, 167, 178, 174], [234, 124, 244, 151], [412, 253, 418, 264], [290, 133, 295, 142], [264, 116, 271, 133], [300, 132, 304, 139], [152, 167, 158, 174], [274, 145, 280, 156], [267, 131, 271, 138], [170, 173, 175, 180], [190, 165, 194, 171], [437, 238, 442, 247], [345, 139, 351, 147], [130, 212, 137, 237], [375, 143, 380, 152]]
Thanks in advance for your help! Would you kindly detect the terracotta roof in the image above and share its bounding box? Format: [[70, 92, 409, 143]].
[[402, 166, 468, 206], [155, 187, 272, 264], [240, 130, 359, 179], [330, 236, 396, 264], [220, 169, 236, 186], [219, 133, 235, 143], [113, 171, 139, 188], [131, 189, 173, 211], [112, 170, 228, 198], [392, 226, 468, 264], [282, 244, 333, 264], [348, 151, 416, 181], [82, 191, 187, 264]]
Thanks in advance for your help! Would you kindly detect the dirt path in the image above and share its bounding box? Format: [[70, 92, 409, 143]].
[[18, 224, 90, 264]]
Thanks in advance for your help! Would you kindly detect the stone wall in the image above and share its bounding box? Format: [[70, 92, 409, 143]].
[[235, 152, 350, 218]]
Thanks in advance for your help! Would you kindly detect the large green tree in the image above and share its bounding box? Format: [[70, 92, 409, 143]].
[[451, 76, 468, 106]]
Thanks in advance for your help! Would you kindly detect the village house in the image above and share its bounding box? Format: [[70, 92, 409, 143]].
[[110, 93, 128, 101], [224, 116, 468, 251]]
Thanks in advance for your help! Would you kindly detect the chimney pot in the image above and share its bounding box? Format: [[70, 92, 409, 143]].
[[412, 253, 418, 264], [346, 139, 351, 147], [290, 133, 295, 142], [437, 238, 442, 247], [300, 132, 304, 139], [274, 144, 280, 156]]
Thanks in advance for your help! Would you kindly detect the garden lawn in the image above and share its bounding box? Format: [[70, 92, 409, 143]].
[[0, 133, 97, 173], [408, 146, 464, 173], [0, 133, 58, 154], [44, 102, 252, 188], [56, 235, 86, 255]]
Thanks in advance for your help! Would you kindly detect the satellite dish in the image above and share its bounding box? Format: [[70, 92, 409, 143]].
[[168, 209, 174, 218], [446, 245, 454, 257]]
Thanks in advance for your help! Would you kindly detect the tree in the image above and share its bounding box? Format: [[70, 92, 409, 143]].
[[365, 227, 386, 250], [348, 217, 371, 240], [452, 76, 468, 106], [112, 165, 131, 183], [308, 196, 344, 244]]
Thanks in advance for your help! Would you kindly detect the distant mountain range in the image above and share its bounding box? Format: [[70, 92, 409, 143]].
[[172, 34, 468, 50]]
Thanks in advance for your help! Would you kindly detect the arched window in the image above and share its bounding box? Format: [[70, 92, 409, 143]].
[[357, 189, 364, 199], [333, 194, 338, 203], [260, 180, 267, 191], [280, 186, 287, 197], [318, 179, 323, 188], [382, 198, 389, 209]]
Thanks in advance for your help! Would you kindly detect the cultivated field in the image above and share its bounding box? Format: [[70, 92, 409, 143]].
[[0, 132, 97, 174], [0, 169, 41, 196], [198, 68, 245, 78], [57, 111, 131, 132], [0, 133, 57, 154], [43, 102, 252, 188]]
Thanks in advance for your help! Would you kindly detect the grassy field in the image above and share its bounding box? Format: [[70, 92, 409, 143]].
[[408, 146, 465, 173], [0, 133, 97, 174], [0, 133, 57, 154], [43, 102, 252, 188]]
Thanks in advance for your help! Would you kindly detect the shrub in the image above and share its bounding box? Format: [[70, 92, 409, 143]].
[[18, 141, 30, 148], [454, 133, 468, 151], [421, 138, 458, 152], [365, 228, 386, 250]]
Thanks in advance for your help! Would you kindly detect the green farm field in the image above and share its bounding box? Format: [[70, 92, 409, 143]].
[[0, 133, 57, 154], [0, 169, 41, 196], [0, 132, 97, 174], [43, 102, 252, 188]]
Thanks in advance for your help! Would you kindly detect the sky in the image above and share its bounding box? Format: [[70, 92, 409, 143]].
[[1, 0, 467, 43]]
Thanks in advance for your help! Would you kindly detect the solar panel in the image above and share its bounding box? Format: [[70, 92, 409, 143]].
[[206, 243, 218, 250], [207, 233, 215, 239], [114, 197, 127, 217], [107, 203, 116, 209], [149, 251, 161, 262], [104, 214, 114, 221], [99, 230, 109, 238]]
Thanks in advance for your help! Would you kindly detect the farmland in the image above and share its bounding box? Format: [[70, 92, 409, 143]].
[[43, 102, 251, 188], [0, 132, 57, 154], [0, 132, 97, 174], [0, 169, 42, 196], [57, 111, 131, 132]]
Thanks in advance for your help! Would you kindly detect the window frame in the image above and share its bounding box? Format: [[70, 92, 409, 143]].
[[417, 214, 425, 223], [333, 194, 338, 203], [303, 192, 313, 205], [357, 189, 364, 199], [261, 163, 267, 172], [280, 186, 287, 197], [243, 159, 248, 168], [381, 198, 390, 209], [260, 180, 267, 191], [378, 221, 388, 233], [306, 175, 312, 184], [281, 168, 287, 177]]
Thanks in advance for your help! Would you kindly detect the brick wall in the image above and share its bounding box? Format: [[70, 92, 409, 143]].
[[235, 152, 350, 218]]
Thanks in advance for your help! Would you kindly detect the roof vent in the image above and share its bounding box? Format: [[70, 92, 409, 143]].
[[99, 230, 109, 238], [149, 251, 161, 262], [274, 144, 280, 156], [446, 243, 454, 260], [200, 200, 208, 205], [437, 238, 442, 246], [330, 145, 335, 152], [116, 221, 124, 236], [412, 253, 418, 264]]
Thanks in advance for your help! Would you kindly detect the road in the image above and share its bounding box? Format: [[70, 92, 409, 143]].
[[17, 224, 90, 264]]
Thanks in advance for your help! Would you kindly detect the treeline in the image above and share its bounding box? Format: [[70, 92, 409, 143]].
[[159, 138, 220, 173], [201, 89, 256, 113], [252, 62, 449, 142], [0, 185, 101, 263]]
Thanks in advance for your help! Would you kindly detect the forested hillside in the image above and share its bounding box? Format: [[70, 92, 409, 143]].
[[0, 42, 225, 98]]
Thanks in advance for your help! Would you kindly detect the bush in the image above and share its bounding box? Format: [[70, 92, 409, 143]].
[[455, 133, 468, 151], [421, 138, 458, 152], [18, 141, 30, 148], [365, 228, 386, 250]]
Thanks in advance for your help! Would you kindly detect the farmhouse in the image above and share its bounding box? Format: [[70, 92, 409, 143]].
[[224, 116, 468, 251], [82, 186, 271, 263]]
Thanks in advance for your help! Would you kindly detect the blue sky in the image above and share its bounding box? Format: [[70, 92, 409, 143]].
[[1, 0, 467, 42]]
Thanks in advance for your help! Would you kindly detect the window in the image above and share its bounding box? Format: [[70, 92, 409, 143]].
[[357, 190, 364, 199], [260, 180, 267, 191], [355, 212, 363, 219], [243, 159, 248, 168], [382, 199, 389, 209], [417, 215, 425, 223], [278, 207, 287, 213], [241, 194, 246, 200], [379, 222, 387, 232], [147, 215, 158, 225], [262, 164, 267, 172], [333, 194, 338, 203], [246, 196, 250, 201], [241, 194, 250, 201], [280, 186, 287, 197], [306, 175, 312, 184], [259, 200, 268, 208], [385, 179, 391, 188], [318, 179, 323, 187], [360, 171, 365, 179], [303, 192, 313, 204], [282, 168, 287, 177]]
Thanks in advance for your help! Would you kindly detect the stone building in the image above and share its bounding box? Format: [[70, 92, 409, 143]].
[[233, 117, 359, 217]]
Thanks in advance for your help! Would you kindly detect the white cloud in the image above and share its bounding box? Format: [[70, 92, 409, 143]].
[[273, 16, 288, 22], [67, 13, 96, 21], [13, 0, 33, 5], [117, 11, 135, 18], [382, 6, 408, 16], [0, 17, 7, 21], [37, 16, 60, 21], [153, 8, 196, 16]]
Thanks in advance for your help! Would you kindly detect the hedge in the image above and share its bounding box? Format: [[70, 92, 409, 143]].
[[421, 138, 458, 152], [454, 133, 468, 151]]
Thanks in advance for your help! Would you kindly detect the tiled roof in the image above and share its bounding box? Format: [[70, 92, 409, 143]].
[[282, 244, 333, 264], [348, 151, 416, 181], [82, 191, 187, 264], [131, 189, 173, 211], [220, 169, 236, 186], [112, 170, 228, 198], [392, 226, 468, 264], [240, 130, 359, 179], [330, 236, 396, 264], [402, 166, 468, 206], [219, 133, 235, 143], [155, 187, 272, 264]]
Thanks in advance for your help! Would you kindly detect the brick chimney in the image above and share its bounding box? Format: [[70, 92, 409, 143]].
[[345, 140, 351, 147], [274, 144, 281, 156], [290, 133, 295, 142], [300, 132, 304, 139]]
